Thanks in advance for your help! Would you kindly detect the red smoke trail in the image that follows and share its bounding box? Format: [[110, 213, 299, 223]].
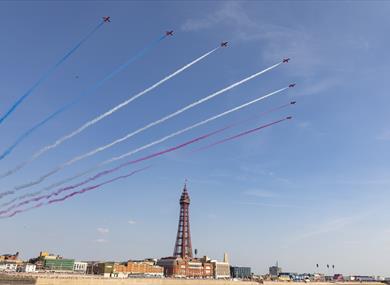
[[43, 118, 290, 210], [47, 167, 149, 204], [1, 117, 289, 218], [0, 127, 230, 216], [1, 168, 148, 219], [194, 117, 292, 153], [2, 202, 44, 219], [0, 103, 295, 216]]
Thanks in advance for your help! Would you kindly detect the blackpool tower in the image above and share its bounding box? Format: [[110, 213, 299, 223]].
[[173, 182, 193, 258]]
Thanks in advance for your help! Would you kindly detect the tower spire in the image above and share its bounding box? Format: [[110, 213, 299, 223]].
[[173, 181, 193, 258]]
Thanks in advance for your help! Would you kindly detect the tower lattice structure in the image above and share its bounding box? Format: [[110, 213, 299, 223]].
[[173, 183, 193, 259]]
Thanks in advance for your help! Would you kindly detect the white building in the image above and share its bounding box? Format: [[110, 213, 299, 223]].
[[211, 253, 230, 279], [73, 261, 88, 273], [212, 261, 230, 279], [18, 264, 36, 273], [0, 262, 18, 272]]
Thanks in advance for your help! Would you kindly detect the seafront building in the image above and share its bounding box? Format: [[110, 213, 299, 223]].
[[211, 260, 230, 279], [95, 262, 115, 277], [90, 260, 164, 278], [26, 251, 88, 273], [269, 262, 282, 277], [0, 262, 17, 272], [73, 261, 88, 273], [157, 256, 214, 278], [212, 253, 230, 279], [43, 258, 75, 271], [0, 252, 22, 272], [113, 260, 163, 277], [17, 263, 36, 273], [0, 252, 20, 262], [230, 266, 251, 279]]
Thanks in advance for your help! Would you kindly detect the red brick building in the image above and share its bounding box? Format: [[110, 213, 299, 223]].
[[157, 256, 214, 278], [113, 260, 163, 276]]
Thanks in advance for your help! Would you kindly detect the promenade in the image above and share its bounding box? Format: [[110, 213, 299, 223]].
[[0, 274, 387, 285]]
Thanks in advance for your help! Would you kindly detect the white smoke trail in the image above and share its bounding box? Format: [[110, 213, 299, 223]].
[[61, 62, 284, 165], [0, 47, 220, 179], [1, 85, 289, 207], [102, 86, 288, 165], [6, 60, 284, 192]]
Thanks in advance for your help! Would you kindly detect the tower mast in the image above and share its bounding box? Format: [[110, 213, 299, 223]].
[[173, 181, 193, 258]]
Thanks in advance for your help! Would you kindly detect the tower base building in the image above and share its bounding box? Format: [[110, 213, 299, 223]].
[[157, 256, 214, 278]]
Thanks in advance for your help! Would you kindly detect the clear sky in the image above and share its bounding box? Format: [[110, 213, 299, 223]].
[[1, 0, 390, 276]]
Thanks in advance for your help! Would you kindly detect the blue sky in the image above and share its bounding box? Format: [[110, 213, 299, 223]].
[[1, 0, 390, 276]]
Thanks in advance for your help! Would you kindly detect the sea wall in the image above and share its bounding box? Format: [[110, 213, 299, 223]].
[[264, 283, 384, 285], [0, 273, 36, 284], [34, 279, 389, 285], [0, 275, 386, 285], [35, 277, 258, 285], [0, 275, 258, 285]]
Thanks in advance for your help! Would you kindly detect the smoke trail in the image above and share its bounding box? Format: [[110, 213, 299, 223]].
[[0, 126, 231, 214], [100, 87, 289, 165], [194, 117, 292, 152], [6, 67, 286, 191], [0, 106, 68, 161], [1, 46, 220, 178], [0, 86, 289, 202], [0, 20, 105, 125], [34, 101, 295, 197], [0, 167, 148, 219], [1, 94, 293, 212], [0, 34, 168, 161], [1, 117, 290, 217], [1, 202, 45, 219]]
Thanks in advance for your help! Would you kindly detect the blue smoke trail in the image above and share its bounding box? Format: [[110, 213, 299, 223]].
[[0, 34, 167, 161], [0, 106, 69, 161], [0, 21, 105, 125]]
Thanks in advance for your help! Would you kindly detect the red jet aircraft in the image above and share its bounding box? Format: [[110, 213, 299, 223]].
[[166, 31, 174, 36], [283, 58, 290, 63], [289, 84, 296, 88], [221, 42, 228, 47], [103, 16, 111, 23]]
